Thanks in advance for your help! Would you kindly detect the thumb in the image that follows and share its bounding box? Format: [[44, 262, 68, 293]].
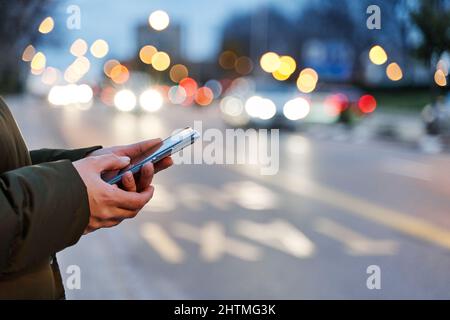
[[94, 154, 130, 172]]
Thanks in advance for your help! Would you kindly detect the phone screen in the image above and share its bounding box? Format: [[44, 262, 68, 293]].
[[102, 127, 199, 184]]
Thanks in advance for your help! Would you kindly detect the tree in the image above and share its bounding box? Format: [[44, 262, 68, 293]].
[[410, 0, 450, 92], [0, 0, 53, 93], [410, 0, 450, 64]]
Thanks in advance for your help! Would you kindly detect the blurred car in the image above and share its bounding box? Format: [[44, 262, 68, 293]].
[[101, 71, 166, 113], [219, 77, 369, 129], [422, 94, 450, 136]]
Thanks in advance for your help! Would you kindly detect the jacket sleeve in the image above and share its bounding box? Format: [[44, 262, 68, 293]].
[[30, 146, 102, 164], [0, 160, 90, 274]]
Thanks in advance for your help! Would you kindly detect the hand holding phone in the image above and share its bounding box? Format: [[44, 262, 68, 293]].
[[101, 127, 199, 185]]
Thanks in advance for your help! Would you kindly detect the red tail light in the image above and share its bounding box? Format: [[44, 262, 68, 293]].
[[358, 94, 377, 114]]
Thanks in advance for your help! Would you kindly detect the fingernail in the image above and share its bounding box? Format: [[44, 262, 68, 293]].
[[120, 156, 130, 163]]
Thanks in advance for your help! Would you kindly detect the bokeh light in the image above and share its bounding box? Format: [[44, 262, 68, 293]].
[[90, 39, 109, 58], [65, 67, 83, 83], [272, 70, 290, 81], [41, 67, 60, 86], [151, 51, 171, 71], [324, 93, 349, 116], [205, 79, 223, 98], [64, 68, 79, 83], [434, 69, 447, 87], [296, 68, 318, 93], [39, 17, 54, 34], [48, 84, 93, 106], [72, 56, 91, 75], [110, 64, 130, 84], [260, 52, 281, 73], [139, 45, 157, 64], [235, 56, 253, 75], [179, 77, 198, 97], [31, 52, 46, 72], [22, 45, 36, 62], [169, 64, 189, 83], [195, 87, 214, 106], [245, 96, 263, 118], [219, 51, 237, 70], [168, 85, 187, 104], [149, 10, 170, 31], [259, 98, 277, 120], [277, 55, 296, 77], [220, 96, 244, 117], [78, 84, 94, 104], [31, 68, 44, 76], [283, 97, 310, 120], [140, 89, 163, 112], [369, 45, 388, 65], [114, 89, 136, 111], [103, 59, 120, 78], [358, 94, 377, 113], [245, 96, 276, 120], [48, 86, 65, 106], [70, 39, 88, 57], [386, 62, 403, 81], [64, 57, 91, 83]]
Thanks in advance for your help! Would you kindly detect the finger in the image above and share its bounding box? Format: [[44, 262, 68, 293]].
[[94, 154, 130, 172], [121, 171, 137, 192], [112, 185, 155, 211], [117, 139, 162, 158], [154, 156, 173, 173], [137, 162, 154, 191]]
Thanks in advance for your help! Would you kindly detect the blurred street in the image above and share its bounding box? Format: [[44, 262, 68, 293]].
[[7, 95, 450, 299]]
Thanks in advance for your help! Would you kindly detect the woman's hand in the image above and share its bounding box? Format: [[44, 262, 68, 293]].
[[73, 154, 155, 234], [88, 139, 173, 192]]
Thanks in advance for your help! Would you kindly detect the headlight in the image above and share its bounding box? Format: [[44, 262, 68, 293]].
[[114, 89, 136, 112], [259, 98, 276, 120], [77, 84, 94, 104], [220, 96, 244, 117], [140, 89, 163, 112], [48, 84, 93, 106], [245, 96, 276, 120], [283, 97, 310, 120], [245, 96, 263, 118], [48, 86, 66, 106]]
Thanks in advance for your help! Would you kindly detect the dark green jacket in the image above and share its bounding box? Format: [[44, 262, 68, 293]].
[[0, 97, 101, 299]]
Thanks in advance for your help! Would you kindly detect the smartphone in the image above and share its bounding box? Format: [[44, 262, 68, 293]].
[[102, 127, 200, 185]]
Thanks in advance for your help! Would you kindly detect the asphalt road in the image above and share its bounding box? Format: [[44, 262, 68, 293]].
[[7, 95, 450, 299]]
